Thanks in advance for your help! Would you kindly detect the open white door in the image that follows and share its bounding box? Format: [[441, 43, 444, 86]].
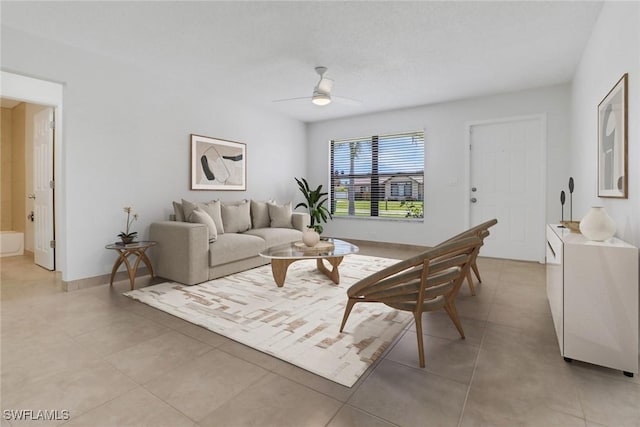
[[469, 116, 545, 262], [33, 107, 55, 270]]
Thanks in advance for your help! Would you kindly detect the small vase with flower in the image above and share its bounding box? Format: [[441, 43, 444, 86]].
[[118, 207, 138, 244]]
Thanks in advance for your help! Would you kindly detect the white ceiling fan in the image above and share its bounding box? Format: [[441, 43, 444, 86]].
[[273, 66, 361, 107]]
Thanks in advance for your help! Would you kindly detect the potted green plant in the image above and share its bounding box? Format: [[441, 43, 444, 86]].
[[295, 177, 332, 246]]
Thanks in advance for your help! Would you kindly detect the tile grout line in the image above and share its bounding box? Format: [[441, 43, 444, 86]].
[[217, 317, 415, 423], [456, 260, 502, 426], [456, 293, 492, 427], [94, 336, 218, 425], [323, 403, 347, 427], [142, 366, 271, 425], [324, 403, 403, 427], [249, 321, 411, 405], [82, 308, 272, 425], [53, 380, 139, 426]]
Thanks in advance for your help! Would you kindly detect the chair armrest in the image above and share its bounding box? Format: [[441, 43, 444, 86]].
[[292, 212, 310, 231], [149, 221, 209, 285]]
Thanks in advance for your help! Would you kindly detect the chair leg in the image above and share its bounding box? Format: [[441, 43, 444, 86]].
[[340, 298, 357, 332], [466, 272, 476, 296], [443, 301, 466, 339], [414, 311, 425, 368], [471, 261, 482, 283]]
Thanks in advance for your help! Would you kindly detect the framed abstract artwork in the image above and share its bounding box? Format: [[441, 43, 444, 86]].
[[190, 134, 246, 191], [598, 74, 628, 198]]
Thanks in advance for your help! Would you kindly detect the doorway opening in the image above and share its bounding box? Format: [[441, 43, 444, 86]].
[[1, 99, 55, 270], [0, 71, 63, 275]]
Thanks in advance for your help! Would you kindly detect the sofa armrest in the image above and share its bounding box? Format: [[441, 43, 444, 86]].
[[149, 221, 209, 285], [292, 212, 310, 231]]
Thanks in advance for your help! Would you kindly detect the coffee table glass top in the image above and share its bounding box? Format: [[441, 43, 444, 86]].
[[260, 238, 359, 260]]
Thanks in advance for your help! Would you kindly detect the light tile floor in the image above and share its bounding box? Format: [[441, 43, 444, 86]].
[[2, 247, 639, 427]]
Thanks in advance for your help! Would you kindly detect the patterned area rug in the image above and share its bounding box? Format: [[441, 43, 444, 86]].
[[125, 254, 412, 387]]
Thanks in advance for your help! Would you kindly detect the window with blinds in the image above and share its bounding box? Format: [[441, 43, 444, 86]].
[[330, 131, 424, 219]]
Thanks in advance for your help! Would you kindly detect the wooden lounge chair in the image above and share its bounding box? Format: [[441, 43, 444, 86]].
[[441, 218, 498, 296], [340, 236, 483, 368]]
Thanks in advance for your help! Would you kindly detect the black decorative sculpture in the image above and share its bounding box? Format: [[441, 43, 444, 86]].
[[568, 177, 574, 221], [560, 190, 566, 222]]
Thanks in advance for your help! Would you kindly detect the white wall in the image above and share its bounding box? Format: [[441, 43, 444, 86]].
[[307, 85, 571, 247], [1, 27, 306, 282], [571, 1, 640, 246]]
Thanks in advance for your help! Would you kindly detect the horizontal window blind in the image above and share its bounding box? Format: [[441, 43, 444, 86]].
[[330, 131, 424, 219]]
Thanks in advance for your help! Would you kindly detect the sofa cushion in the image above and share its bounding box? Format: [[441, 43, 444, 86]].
[[221, 200, 251, 233], [222, 199, 248, 206], [182, 199, 224, 234], [173, 201, 185, 222], [250, 199, 272, 229], [209, 233, 265, 267], [189, 208, 218, 242], [181, 199, 198, 220], [244, 227, 303, 248], [200, 200, 224, 234], [268, 202, 293, 228]]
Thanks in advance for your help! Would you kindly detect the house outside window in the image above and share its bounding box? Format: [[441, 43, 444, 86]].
[[390, 181, 412, 198], [330, 131, 424, 219]]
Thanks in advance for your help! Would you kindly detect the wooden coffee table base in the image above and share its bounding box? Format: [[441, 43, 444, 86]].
[[270, 256, 344, 287]]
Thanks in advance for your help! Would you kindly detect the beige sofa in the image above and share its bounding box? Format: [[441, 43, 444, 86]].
[[150, 199, 309, 285]]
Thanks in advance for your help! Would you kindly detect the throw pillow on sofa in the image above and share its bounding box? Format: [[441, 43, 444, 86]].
[[250, 199, 273, 229], [173, 201, 186, 222], [182, 199, 225, 234], [268, 202, 293, 228], [221, 200, 251, 233], [188, 208, 218, 243]]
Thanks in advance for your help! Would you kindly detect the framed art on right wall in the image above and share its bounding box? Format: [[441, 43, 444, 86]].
[[598, 73, 628, 198]]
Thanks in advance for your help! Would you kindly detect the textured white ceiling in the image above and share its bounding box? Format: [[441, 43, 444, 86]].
[[1, 1, 603, 123]]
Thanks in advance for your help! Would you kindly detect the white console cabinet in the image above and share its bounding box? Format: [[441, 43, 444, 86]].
[[546, 224, 638, 376]]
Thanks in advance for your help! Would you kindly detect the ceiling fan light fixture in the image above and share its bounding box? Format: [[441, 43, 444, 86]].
[[312, 92, 331, 106]]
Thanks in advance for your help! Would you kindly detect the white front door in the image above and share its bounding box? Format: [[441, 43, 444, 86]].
[[469, 116, 545, 262], [33, 107, 55, 270]]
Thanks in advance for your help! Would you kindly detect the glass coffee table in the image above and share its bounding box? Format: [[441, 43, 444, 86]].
[[259, 238, 359, 287]]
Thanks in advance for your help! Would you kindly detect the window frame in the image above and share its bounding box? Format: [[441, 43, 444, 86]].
[[329, 131, 425, 221]]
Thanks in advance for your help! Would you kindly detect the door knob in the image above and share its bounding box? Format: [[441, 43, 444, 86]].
[[28, 194, 36, 199], [470, 198, 477, 203]]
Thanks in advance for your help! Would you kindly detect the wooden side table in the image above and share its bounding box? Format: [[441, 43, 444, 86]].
[[105, 241, 157, 290]]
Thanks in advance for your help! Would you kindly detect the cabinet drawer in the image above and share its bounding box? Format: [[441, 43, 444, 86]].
[[546, 226, 562, 264], [546, 225, 564, 353]]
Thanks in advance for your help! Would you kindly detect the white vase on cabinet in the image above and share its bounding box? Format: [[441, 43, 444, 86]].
[[579, 206, 616, 241]]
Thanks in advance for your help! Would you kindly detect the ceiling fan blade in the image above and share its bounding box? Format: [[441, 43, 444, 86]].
[[272, 96, 310, 103], [332, 95, 362, 106], [317, 77, 334, 93], [273, 66, 361, 107]]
